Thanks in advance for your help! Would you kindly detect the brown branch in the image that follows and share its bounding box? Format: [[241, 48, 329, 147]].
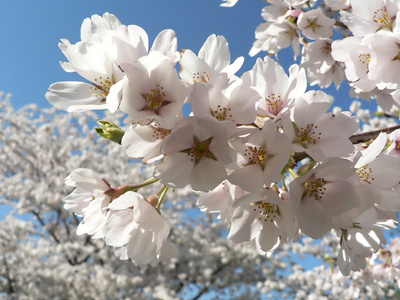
[[192, 264, 226, 300]]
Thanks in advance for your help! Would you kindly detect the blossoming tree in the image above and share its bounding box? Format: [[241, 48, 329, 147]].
[[4, 0, 400, 298]]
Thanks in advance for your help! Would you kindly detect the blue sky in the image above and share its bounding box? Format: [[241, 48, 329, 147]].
[[0, 0, 268, 109], [0, 0, 358, 112]]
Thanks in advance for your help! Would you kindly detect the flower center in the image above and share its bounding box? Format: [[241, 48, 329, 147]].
[[252, 201, 278, 223], [306, 17, 321, 32], [90, 75, 115, 100], [193, 71, 210, 83], [296, 123, 322, 145], [141, 84, 170, 114], [212, 105, 233, 122], [244, 145, 272, 170], [358, 53, 371, 70], [151, 125, 171, 140], [265, 94, 283, 116], [374, 8, 392, 29], [305, 177, 327, 201], [182, 136, 217, 164], [357, 164, 375, 184]]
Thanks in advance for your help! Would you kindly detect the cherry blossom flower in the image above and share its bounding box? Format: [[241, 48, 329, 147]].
[[46, 13, 124, 113], [340, 0, 400, 37], [64, 168, 112, 239], [282, 90, 359, 162], [297, 8, 335, 40], [242, 56, 307, 121], [337, 207, 398, 275], [190, 75, 259, 126], [331, 34, 377, 94], [368, 31, 400, 90], [249, 19, 301, 57], [155, 116, 234, 192], [112, 26, 179, 69], [103, 191, 176, 268], [228, 119, 292, 192], [197, 180, 243, 224], [354, 133, 400, 210], [301, 38, 345, 89], [122, 122, 173, 164], [119, 51, 188, 129], [179, 34, 244, 85], [290, 158, 360, 239], [228, 188, 295, 254]]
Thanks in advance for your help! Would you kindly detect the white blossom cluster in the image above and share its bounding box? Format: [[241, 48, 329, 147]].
[[0, 93, 296, 299], [45, 8, 400, 277], [247, 0, 400, 115]]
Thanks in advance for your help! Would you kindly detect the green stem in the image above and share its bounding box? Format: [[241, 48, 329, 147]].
[[288, 168, 299, 179], [131, 177, 159, 190], [105, 177, 159, 200], [156, 185, 169, 209]]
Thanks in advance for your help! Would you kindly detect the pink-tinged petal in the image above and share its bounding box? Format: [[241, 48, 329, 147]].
[[316, 112, 359, 138], [228, 164, 264, 192], [46, 82, 109, 112], [367, 156, 400, 188], [294, 91, 332, 127], [107, 192, 135, 210], [132, 194, 169, 232], [314, 157, 355, 181], [66, 168, 109, 194], [80, 13, 121, 43], [190, 83, 211, 117], [319, 181, 360, 216], [256, 222, 281, 252], [228, 207, 255, 243], [122, 125, 164, 162], [103, 210, 135, 247], [162, 124, 194, 154], [221, 56, 244, 77], [198, 34, 230, 72], [307, 136, 355, 160], [126, 229, 156, 265], [190, 158, 227, 191], [155, 153, 194, 188], [107, 78, 124, 113], [180, 49, 215, 84], [112, 25, 149, 66], [337, 242, 352, 276], [150, 29, 179, 64], [297, 197, 331, 239], [63, 189, 92, 216], [355, 133, 387, 167]]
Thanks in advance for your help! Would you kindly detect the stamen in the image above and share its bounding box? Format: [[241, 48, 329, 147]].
[[193, 71, 211, 83], [296, 124, 322, 145], [212, 105, 233, 122], [265, 94, 283, 116], [374, 8, 392, 29], [252, 201, 278, 223], [305, 177, 327, 200], [357, 164, 375, 184], [141, 84, 171, 114], [181, 136, 216, 164], [90, 75, 114, 99]]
